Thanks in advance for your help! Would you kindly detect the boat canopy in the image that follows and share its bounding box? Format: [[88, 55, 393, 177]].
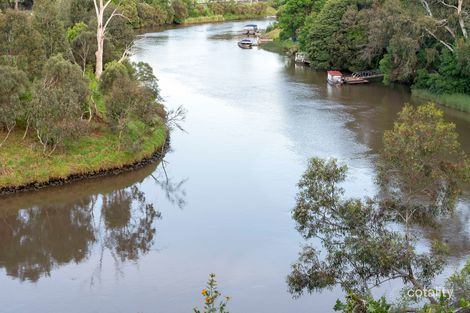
[[327, 70, 343, 77]]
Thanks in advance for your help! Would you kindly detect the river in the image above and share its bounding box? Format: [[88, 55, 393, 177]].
[[1, 19, 470, 313]]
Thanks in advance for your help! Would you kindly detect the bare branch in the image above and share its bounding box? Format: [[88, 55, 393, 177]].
[[118, 42, 134, 63], [437, 0, 458, 10], [420, 0, 433, 17], [424, 27, 455, 52]]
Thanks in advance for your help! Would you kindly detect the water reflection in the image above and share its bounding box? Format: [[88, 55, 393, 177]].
[[0, 199, 96, 282], [1, 19, 469, 313], [0, 161, 187, 282]]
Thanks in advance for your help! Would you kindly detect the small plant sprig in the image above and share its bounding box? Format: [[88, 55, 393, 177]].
[[194, 273, 230, 313]]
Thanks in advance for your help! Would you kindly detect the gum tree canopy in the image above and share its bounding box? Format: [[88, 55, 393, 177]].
[[288, 103, 470, 308]]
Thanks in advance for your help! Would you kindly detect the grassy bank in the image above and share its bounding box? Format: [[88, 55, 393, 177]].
[[183, 6, 276, 24], [223, 12, 273, 21], [0, 124, 167, 188], [183, 15, 225, 24], [412, 89, 470, 113]]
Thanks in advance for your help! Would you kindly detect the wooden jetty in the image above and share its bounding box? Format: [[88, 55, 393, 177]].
[[345, 70, 384, 84], [294, 52, 310, 65], [327, 69, 384, 85]]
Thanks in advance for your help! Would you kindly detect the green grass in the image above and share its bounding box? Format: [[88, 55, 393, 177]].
[[183, 7, 277, 24], [265, 6, 277, 15], [0, 123, 167, 188], [223, 13, 267, 21], [183, 15, 225, 24], [412, 89, 470, 113], [264, 28, 280, 40], [261, 37, 298, 54]]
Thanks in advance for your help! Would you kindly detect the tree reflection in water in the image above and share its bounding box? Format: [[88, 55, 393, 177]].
[[102, 186, 161, 262], [0, 184, 161, 282]]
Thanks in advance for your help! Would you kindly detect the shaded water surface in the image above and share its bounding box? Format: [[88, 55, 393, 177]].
[[1, 20, 470, 313]]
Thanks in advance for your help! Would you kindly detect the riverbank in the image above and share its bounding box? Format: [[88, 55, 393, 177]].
[[0, 124, 168, 195], [182, 8, 276, 25], [258, 30, 470, 115], [412, 89, 470, 113], [259, 28, 298, 54]]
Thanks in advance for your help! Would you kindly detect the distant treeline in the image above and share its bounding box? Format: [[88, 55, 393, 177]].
[[1, 0, 270, 27], [274, 0, 469, 98]]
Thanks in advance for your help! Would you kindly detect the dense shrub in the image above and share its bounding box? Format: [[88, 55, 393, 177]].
[[209, 2, 225, 15], [0, 10, 46, 78], [0, 65, 28, 144], [137, 2, 170, 27], [171, 0, 189, 23], [31, 55, 90, 154], [100, 61, 131, 93]]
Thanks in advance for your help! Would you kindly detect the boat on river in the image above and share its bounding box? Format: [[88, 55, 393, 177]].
[[238, 38, 254, 49], [327, 70, 344, 85], [327, 70, 371, 85], [243, 24, 258, 35], [295, 52, 310, 65]]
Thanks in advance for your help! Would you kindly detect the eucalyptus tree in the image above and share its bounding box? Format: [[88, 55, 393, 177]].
[[0, 65, 28, 147], [289, 103, 469, 309], [419, 0, 468, 52], [92, 0, 126, 79], [32, 0, 69, 58], [67, 22, 96, 72], [0, 9, 46, 78], [31, 55, 90, 155]]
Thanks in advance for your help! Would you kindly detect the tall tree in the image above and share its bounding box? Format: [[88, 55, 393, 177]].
[[288, 104, 469, 308], [31, 55, 90, 155], [419, 0, 468, 52], [92, 0, 125, 79], [0, 9, 46, 78], [33, 0, 69, 58], [0, 65, 27, 147]]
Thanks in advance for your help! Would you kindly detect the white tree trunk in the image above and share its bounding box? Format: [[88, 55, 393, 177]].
[[94, 0, 124, 80], [14, 0, 19, 10], [457, 0, 468, 39], [94, 0, 105, 80], [95, 29, 105, 79]]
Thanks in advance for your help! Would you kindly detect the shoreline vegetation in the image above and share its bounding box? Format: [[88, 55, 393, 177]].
[[0, 125, 168, 195], [182, 6, 276, 24], [266, 0, 470, 113], [183, 12, 275, 25], [259, 29, 470, 113], [0, 0, 178, 195], [412, 89, 470, 113], [0, 0, 275, 195]]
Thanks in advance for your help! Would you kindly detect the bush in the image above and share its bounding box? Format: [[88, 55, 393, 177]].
[[171, 0, 189, 23], [104, 75, 161, 148], [0, 9, 46, 78], [195, 3, 206, 16], [194, 274, 230, 313], [209, 2, 225, 15], [31, 55, 90, 154], [100, 61, 131, 94], [0, 65, 28, 145], [137, 2, 170, 27]]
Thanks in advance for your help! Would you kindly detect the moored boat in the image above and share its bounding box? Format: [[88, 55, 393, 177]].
[[327, 70, 343, 85], [243, 24, 258, 35], [238, 38, 253, 49], [295, 52, 310, 65]]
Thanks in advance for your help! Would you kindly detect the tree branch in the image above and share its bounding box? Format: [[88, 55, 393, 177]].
[[424, 27, 455, 52]]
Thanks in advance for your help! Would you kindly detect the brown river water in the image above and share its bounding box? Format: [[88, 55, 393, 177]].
[[1, 19, 470, 313]]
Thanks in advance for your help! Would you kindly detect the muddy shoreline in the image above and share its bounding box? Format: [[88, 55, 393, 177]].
[[0, 136, 170, 196]]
